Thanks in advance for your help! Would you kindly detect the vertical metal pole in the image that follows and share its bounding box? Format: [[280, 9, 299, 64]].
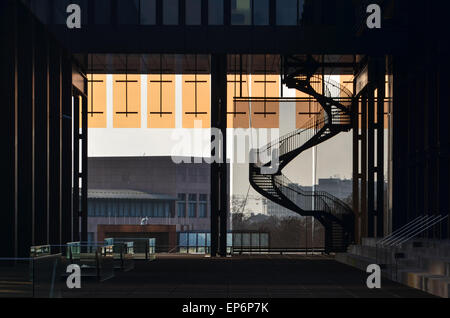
[[1, 0, 18, 257], [352, 81, 360, 242], [361, 92, 368, 238], [73, 95, 80, 241], [16, 6, 34, 256], [367, 80, 375, 238], [376, 58, 385, 237], [211, 54, 228, 257], [81, 95, 88, 243]]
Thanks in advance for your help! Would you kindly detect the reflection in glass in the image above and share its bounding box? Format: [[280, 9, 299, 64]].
[[208, 0, 224, 25], [140, 0, 156, 25], [163, 0, 179, 25], [276, 0, 298, 25], [186, 0, 202, 25], [234, 233, 242, 246], [260, 233, 269, 247], [253, 0, 269, 25], [231, 0, 252, 25], [118, 0, 140, 24], [251, 233, 259, 247], [242, 233, 250, 246]]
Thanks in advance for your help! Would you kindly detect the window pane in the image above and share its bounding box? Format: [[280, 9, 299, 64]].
[[163, 0, 179, 25], [231, 0, 251, 25], [276, 0, 298, 25], [198, 233, 206, 246], [260, 233, 269, 247], [242, 233, 250, 246], [177, 202, 186, 217], [253, 0, 269, 25], [227, 233, 232, 247], [140, 0, 156, 25], [188, 193, 197, 201], [88, 201, 93, 217], [233, 233, 242, 246], [186, 0, 202, 25], [188, 202, 196, 217], [208, 0, 223, 25], [164, 203, 170, 217], [199, 202, 207, 218], [118, 0, 139, 24], [188, 233, 197, 246], [179, 233, 188, 246], [94, 0, 111, 24], [251, 233, 260, 247], [199, 193, 207, 201]]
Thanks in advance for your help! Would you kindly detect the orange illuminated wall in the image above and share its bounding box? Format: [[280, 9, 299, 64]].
[[227, 74, 250, 128], [147, 74, 175, 128], [113, 74, 141, 128], [85, 74, 107, 128], [251, 74, 279, 128], [182, 74, 210, 128]]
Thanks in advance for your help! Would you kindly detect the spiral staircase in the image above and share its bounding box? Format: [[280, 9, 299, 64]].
[[249, 56, 355, 253]]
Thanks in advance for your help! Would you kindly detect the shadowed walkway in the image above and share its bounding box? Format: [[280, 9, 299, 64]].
[[63, 254, 434, 298]]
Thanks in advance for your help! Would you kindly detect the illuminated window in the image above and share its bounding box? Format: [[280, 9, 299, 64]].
[[227, 74, 250, 128], [182, 73, 210, 128], [296, 76, 322, 128], [86, 74, 107, 128], [148, 73, 175, 128], [113, 74, 141, 128], [251, 73, 279, 128]]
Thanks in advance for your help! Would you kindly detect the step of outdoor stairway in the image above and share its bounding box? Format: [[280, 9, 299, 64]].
[[397, 270, 450, 298], [418, 256, 450, 276], [425, 275, 450, 298]]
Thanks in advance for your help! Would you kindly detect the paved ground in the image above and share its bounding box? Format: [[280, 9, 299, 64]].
[[62, 254, 434, 298]]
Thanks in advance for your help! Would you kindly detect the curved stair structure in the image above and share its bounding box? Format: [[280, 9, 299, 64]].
[[249, 56, 355, 253]]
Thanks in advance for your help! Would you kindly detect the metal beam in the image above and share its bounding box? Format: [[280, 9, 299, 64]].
[[16, 6, 34, 256], [376, 58, 385, 237], [0, 0, 18, 257], [81, 95, 89, 243], [210, 54, 228, 256]]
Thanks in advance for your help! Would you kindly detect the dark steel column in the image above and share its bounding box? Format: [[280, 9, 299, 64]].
[[367, 83, 375, 238], [81, 95, 89, 243], [376, 58, 385, 237], [438, 57, 450, 238], [352, 94, 360, 243], [1, 0, 18, 257], [34, 23, 50, 246], [16, 6, 34, 257], [61, 53, 73, 244], [360, 93, 368, 238], [211, 54, 227, 256], [48, 41, 62, 246], [73, 95, 80, 242]]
